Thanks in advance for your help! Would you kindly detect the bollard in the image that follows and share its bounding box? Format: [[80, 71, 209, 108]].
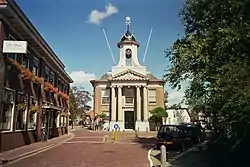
[[135, 130, 138, 138], [146, 127, 148, 133], [160, 145, 167, 167], [114, 129, 118, 141], [103, 135, 109, 143]]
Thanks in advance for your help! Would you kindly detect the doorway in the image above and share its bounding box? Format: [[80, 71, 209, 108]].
[[124, 111, 135, 129]]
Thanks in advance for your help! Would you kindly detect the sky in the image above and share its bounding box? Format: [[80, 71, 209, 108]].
[[15, 0, 188, 107]]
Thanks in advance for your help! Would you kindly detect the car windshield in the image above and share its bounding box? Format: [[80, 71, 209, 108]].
[[158, 126, 180, 133]]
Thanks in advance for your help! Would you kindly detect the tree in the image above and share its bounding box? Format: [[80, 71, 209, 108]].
[[169, 103, 181, 109], [69, 88, 78, 127], [164, 0, 250, 165], [72, 86, 92, 107], [98, 112, 107, 119], [150, 107, 168, 130], [69, 86, 92, 128]]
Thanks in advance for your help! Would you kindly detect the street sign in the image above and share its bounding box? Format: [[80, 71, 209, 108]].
[[2, 40, 28, 54], [114, 124, 119, 130]]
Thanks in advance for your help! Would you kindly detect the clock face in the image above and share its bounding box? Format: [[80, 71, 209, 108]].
[[125, 48, 132, 59]]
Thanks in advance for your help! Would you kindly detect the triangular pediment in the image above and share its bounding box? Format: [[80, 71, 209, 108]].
[[109, 69, 149, 81]]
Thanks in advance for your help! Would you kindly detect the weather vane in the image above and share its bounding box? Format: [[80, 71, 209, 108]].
[[125, 16, 131, 31]]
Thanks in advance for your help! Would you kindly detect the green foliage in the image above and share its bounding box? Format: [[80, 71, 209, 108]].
[[69, 88, 78, 121], [169, 103, 182, 109], [150, 107, 168, 122], [69, 86, 92, 123], [98, 112, 107, 119], [164, 0, 250, 164]]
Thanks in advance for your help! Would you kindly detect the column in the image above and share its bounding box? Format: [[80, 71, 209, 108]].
[[136, 86, 141, 121], [143, 86, 148, 121], [118, 86, 123, 121], [111, 86, 116, 121]]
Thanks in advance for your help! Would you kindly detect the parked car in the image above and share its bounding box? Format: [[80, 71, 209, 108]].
[[179, 123, 205, 145], [156, 125, 192, 151]]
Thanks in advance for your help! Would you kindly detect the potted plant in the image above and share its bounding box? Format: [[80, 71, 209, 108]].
[[16, 103, 27, 111], [29, 105, 39, 113]]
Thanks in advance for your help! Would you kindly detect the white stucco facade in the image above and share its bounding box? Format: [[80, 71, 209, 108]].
[[90, 17, 165, 131], [164, 108, 191, 125]]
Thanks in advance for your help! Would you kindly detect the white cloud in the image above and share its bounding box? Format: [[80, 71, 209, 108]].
[[69, 70, 96, 86], [168, 90, 185, 106], [166, 80, 190, 107], [87, 3, 118, 25], [69, 70, 96, 108]]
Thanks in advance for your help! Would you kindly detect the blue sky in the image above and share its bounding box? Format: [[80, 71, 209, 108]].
[[16, 0, 187, 106]]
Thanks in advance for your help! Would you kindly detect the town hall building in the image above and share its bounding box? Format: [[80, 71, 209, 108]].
[[90, 17, 165, 131]]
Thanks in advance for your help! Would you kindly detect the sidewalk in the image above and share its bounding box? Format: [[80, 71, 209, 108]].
[[149, 142, 209, 167], [0, 133, 74, 165]]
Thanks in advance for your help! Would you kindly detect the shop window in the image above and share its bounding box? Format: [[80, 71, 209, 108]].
[[28, 97, 38, 129], [16, 110, 26, 130], [44, 67, 50, 82], [64, 84, 68, 93], [33, 57, 39, 76], [50, 72, 55, 85], [56, 113, 60, 127], [61, 83, 64, 92], [6, 53, 17, 60], [28, 112, 37, 129], [58, 79, 61, 91], [22, 54, 29, 69], [0, 103, 14, 131]]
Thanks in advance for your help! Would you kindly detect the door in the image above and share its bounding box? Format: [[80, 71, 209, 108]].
[[124, 111, 135, 129]]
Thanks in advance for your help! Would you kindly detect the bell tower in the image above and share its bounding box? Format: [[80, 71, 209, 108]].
[[111, 16, 147, 76], [116, 17, 141, 67]]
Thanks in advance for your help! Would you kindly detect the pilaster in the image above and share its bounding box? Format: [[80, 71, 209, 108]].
[[117, 86, 123, 121], [136, 86, 141, 121], [143, 86, 148, 121]]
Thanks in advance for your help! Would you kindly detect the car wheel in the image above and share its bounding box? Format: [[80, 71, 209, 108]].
[[181, 142, 186, 152], [197, 137, 201, 143], [156, 144, 161, 150]]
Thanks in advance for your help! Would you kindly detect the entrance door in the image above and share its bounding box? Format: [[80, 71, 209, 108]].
[[124, 111, 135, 129]]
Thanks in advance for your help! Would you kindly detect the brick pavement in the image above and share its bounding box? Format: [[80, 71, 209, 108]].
[[0, 133, 74, 165], [2, 129, 150, 167]]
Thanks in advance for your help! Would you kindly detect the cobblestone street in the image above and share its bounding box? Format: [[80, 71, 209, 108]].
[[3, 129, 149, 167]]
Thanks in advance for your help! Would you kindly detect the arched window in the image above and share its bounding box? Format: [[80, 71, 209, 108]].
[[125, 48, 132, 66]]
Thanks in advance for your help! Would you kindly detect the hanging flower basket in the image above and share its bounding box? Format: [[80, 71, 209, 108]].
[[33, 76, 44, 85], [21, 68, 33, 80], [16, 103, 27, 111], [6, 58, 22, 71], [6, 58, 41, 82], [58, 91, 64, 97], [29, 105, 39, 113], [44, 82, 58, 93], [62, 93, 69, 100], [58, 91, 69, 100]]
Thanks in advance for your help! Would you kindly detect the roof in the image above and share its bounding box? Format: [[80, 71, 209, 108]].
[[117, 29, 140, 48], [120, 30, 137, 42], [90, 71, 164, 84]]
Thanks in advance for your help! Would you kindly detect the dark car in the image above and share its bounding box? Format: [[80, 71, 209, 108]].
[[180, 123, 205, 145], [156, 125, 192, 151]]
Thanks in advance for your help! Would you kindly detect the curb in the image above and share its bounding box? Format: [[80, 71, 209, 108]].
[[168, 140, 208, 163], [148, 148, 154, 167], [148, 141, 208, 167], [0, 133, 75, 166]]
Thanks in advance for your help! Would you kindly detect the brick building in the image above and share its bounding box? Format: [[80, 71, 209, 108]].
[[0, 0, 73, 152]]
